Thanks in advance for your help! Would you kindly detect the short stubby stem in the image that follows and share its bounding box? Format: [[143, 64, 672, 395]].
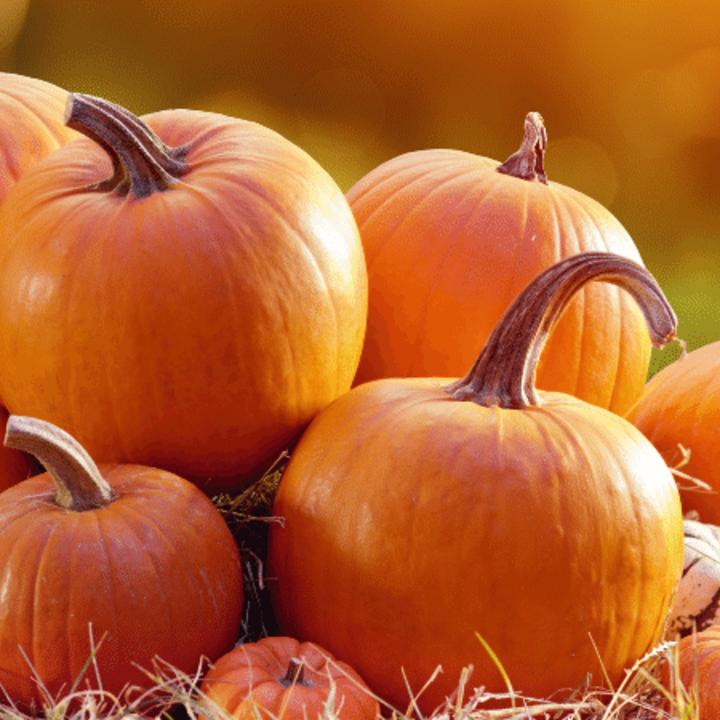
[[496, 111, 548, 184], [281, 658, 308, 687]]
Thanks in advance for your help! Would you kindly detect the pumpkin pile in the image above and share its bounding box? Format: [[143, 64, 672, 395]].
[[0, 71, 716, 716]]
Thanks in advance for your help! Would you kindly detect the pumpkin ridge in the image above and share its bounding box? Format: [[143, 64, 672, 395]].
[[349, 150, 480, 222], [360, 160, 492, 272], [84, 509, 122, 678], [0, 135, 23, 185], [25, 518, 63, 680], [605, 292, 630, 413], [502, 174, 534, 320], [115, 489, 229, 621], [404, 173, 509, 375], [2, 88, 71, 146]]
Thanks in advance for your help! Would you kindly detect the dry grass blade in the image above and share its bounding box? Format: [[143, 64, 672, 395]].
[[0, 447, 706, 719], [0, 635, 705, 720]]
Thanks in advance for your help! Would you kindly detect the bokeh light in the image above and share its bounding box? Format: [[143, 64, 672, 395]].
[[3, 0, 719, 377]]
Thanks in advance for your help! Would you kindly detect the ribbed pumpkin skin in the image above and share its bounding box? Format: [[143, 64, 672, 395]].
[[0, 108, 367, 491], [0, 465, 244, 710], [632, 342, 720, 524], [201, 636, 379, 720], [0, 73, 77, 205], [267, 378, 684, 713], [347, 149, 650, 415], [664, 626, 720, 719]]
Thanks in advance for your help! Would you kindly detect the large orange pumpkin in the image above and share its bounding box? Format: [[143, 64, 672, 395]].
[[631, 341, 720, 524], [267, 252, 684, 714], [0, 73, 77, 206], [0, 93, 367, 492], [201, 636, 379, 720], [347, 112, 649, 416], [0, 415, 244, 712]]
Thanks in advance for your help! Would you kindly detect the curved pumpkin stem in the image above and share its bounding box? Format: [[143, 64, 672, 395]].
[[496, 111, 548, 184], [65, 93, 188, 197], [4, 415, 114, 511], [445, 252, 679, 409]]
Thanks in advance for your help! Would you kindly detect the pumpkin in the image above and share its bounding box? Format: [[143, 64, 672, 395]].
[[347, 112, 650, 416], [267, 252, 684, 714], [662, 626, 720, 720], [200, 636, 379, 720], [0, 415, 244, 712], [631, 341, 720, 524], [0, 405, 37, 491], [667, 519, 720, 640], [0, 73, 77, 206], [0, 93, 367, 492]]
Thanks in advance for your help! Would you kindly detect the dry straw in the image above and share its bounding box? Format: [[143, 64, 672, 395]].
[[0, 449, 707, 719]]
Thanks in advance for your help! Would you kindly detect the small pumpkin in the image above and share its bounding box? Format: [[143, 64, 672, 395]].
[[667, 519, 720, 640], [631, 340, 720, 524], [268, 252, 684, 714], [347, 112, 650, 416], [0, 93, 367, 492], [200, 636, 379, 720], [0, 415, 244, 712], [0, 72, 77, 206], [662, 625, 720, 720]]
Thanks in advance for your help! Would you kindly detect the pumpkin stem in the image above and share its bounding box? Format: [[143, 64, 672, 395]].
[[281, 658, 307, 687], [65, 93, 188, 198], [445, 252, 678, 409], [496, 111, 548, 184], [3, 415, 114, 511]]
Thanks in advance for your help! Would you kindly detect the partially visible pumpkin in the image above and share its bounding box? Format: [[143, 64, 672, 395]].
[[0, 406, 36, 492], [0, 415, 244, 712], [0, 73, 77, 205], [200, 636, 379, 720], [631, 341, 720, 524], [347, 112, 650, 416], [268, 252, 684, 714], [0, 93, 367, 492], [662, 625, 720, 720], [667, 519, 720, 640]]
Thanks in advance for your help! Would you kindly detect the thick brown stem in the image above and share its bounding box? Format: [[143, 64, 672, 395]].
[[281, 658, 307, 687], [65, 93, 187, 197], [4, 416, 114, 511], [445, 252, 678, 409], [496, 111, 548, 184]]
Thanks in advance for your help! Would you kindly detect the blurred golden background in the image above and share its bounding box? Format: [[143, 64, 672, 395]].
[[1, 0, 718, 376]]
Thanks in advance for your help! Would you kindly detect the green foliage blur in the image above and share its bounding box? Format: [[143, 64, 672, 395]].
[[2, 0, 719, 378]]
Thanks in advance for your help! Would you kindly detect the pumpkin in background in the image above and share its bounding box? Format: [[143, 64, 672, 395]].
[[663, 626, 720, 720], [0, 93, 367, 492], [347, 112, 650, 416], [0, 73, 77, 206], [0, 406, 37, 491], [0, 415, 244, 712], [200, 636, 379, 720], [667, 519, 720, 640], [631, 341, 720, 524], [268, 252, 684, 714]]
